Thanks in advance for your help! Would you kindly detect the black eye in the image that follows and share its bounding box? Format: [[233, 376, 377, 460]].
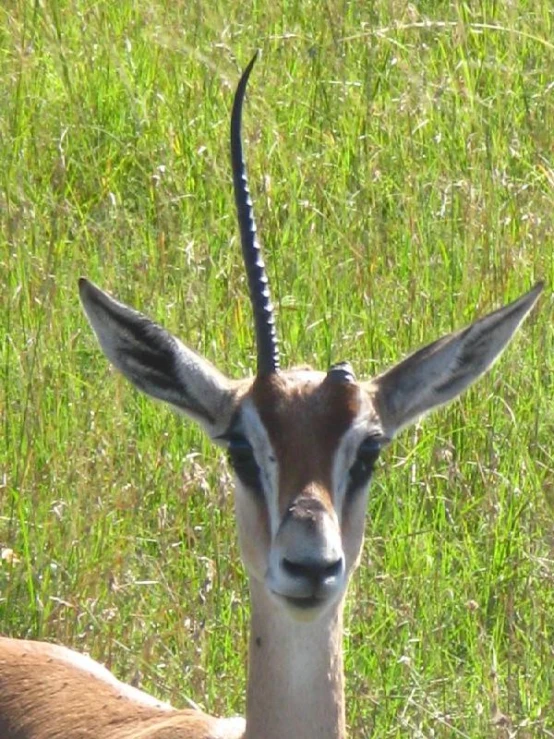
[[347, 436, 382, 496], [226, 435, 263, 495]]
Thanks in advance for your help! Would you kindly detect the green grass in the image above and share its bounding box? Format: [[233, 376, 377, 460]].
[[1, 1, 554, 736]]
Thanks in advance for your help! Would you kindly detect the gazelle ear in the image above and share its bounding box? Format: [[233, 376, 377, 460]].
[[368, 283, 543, 438], [79, 279, 236, 437]]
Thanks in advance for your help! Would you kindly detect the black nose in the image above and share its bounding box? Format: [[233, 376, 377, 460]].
[[281, 557, 343, 585]]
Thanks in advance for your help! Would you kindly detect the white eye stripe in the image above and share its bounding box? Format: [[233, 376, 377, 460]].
[[332, 410, 384, 518], [238, 399, 280, 538]]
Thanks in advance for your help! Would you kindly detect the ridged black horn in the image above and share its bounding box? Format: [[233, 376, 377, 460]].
[[230, 52, 279, 376]]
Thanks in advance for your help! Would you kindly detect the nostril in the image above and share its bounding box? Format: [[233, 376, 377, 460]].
[[282, 558, 308, 578], [281, 557, 343, 582], [323, 559, 342, 578]]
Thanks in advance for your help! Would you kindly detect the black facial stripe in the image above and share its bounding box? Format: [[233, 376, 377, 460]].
[[227, 445, 264, 498], [346, 436, 383, 498], [219, 413, 265, 499], [346, 469, 375, 499], [229, 461, 263, 496]]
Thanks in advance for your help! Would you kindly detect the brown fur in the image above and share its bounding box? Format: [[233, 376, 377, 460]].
[[0, 638, 241, 739], [252, 373, 361, 511]]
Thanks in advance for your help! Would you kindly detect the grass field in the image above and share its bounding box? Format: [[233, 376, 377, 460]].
[[1, 1, 554, 736]]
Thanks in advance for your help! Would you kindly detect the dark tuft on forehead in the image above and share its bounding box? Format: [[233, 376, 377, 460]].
[[326, 362, 356, 384]]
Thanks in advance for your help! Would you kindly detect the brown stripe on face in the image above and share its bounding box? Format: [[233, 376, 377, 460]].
[[251, 372, 361, 512]]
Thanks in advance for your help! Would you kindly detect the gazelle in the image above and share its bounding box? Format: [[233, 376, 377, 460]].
[[0, 53, 543, 739]]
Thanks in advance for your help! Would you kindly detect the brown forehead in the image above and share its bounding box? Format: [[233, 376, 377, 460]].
[[251, 373, 362, 504]]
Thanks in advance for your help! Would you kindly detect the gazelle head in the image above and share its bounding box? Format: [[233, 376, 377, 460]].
[[80, 54, 542, 623]]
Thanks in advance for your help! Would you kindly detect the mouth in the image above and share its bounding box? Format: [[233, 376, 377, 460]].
[[270, 591, 330, 617], [283, 594, 322, 610]]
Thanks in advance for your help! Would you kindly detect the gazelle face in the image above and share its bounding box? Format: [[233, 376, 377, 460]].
[[78, 56, 542, 629], [223, 370, 385, 620], [79, 272, 541, 625]]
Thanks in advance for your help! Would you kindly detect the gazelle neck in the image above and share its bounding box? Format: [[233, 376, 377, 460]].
[[245, 578, 346, 739]]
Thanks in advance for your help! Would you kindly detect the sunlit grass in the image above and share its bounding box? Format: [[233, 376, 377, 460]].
[[1, 1, 553, 736]]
